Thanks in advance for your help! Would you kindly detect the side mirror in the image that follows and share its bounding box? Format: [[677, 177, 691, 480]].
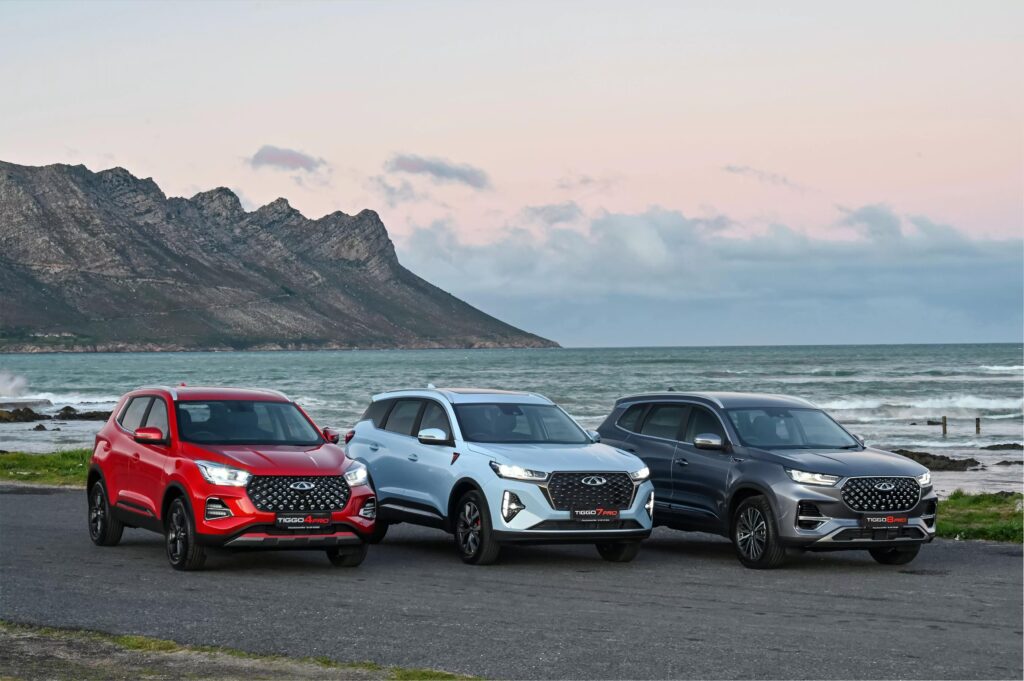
[[586, 429, 601, 443], [134, 426, 167, 445], [323, 427, 341, 444], [417, 428, 451, 446], [693, 433, 725, 451]]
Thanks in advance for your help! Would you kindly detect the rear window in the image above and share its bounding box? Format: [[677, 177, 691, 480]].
[[616, 404, 646, 433], [640, 404, 688, 440], [119, 397, 152, 432], [383, 400, 422, 436], [362, 399, 394, 428]]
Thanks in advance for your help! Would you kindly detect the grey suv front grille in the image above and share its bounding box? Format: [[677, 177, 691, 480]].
[[546, 472, 634, 510], [246, 475, 350, 513], [841, 477, 920, 513]]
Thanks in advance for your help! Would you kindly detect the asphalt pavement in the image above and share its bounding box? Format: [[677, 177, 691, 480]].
[[0, 485, 1021, 679]]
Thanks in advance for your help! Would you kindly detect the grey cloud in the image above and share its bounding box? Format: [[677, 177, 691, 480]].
[[384, 154, 490, 189], [399, 207, 1022, 346], [368, 176, 424, 207], [522, 202, 583, 225], [556, 173, 617, 193], [723, 165, 808, 193], [249, 145, 328, 173]]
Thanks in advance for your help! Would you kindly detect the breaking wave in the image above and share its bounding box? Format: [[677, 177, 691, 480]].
[[821, 395, 1024, 412]]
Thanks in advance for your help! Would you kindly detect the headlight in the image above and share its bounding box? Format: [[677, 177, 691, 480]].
[[917, 471, 931, 486], [629, 466, 650, 482], [195, 460, 251, 487], [786, 468, 840, 487], [344, 463, 369, 487], [489, 461, 549, 481]]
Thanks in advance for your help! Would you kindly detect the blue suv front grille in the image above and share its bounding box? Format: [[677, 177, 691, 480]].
[[545, 472, 634, 511]]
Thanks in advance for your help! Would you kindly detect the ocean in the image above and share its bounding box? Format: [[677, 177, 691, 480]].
[[1, 344, 1021, 495]]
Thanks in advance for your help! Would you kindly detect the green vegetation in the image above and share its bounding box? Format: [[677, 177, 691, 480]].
[[936, 490, 1023, 543], [0, 621, 473, 680], [0, 448, 91, 486]]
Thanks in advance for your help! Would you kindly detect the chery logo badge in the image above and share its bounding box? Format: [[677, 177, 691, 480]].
[[874, 482, 896, 492], [290, 481, 316, 491], [581, 476, 607, 486]]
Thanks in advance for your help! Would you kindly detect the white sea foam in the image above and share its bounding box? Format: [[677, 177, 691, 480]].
[[979, 365, 1024, 373], [821, 395, 1024, 411], [23, 392, 122, 408], [0, 371, 28, 397]]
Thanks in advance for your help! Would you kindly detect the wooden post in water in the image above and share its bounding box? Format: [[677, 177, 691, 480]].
[[942, 415, 948, 436], [976, 417, 981, 434]]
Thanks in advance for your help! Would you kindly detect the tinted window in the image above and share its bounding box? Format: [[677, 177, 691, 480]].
[[685, 406, 726, 442], [454, 403, 589, 444], [640, 404, 688, 440], [363, 399, 393, 428], [176, 400, 322, 445], [419, 401, 452, 439], [143, 398, 169, 436], [617, 404, 645, 433], [119, 397, 152, 432], [384, 400, 422, 436]]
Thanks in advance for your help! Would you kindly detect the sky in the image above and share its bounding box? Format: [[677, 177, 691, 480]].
[[1, 1, 1021, 346]]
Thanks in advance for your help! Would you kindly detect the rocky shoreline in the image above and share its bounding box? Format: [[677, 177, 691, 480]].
[[0, 406, 110, 423]]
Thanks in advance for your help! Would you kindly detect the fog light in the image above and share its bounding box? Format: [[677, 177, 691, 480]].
[[359, 498, 377, 519], [645, 491, 655, 518], [501, 491, 526, 522], [205, 498, 232, 520]]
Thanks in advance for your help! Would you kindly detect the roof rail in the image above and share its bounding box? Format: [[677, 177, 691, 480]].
[[137, 385, 179, 400]]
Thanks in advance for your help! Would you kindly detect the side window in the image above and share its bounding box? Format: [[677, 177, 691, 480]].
[[363, 399, 393, 429], [143, 398, 169, 436], [119, 397, 152, 432], [639, 404, 689, 440], [383, 400, 422, 436], [418, 401, 452, 439], [616, 404, 646, 433], [685, 406, 726, 442]]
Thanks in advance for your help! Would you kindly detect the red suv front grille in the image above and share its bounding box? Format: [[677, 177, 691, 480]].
[[245, 475, 350, 513]]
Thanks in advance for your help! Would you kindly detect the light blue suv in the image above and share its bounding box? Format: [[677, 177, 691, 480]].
[[346, 388, 655, 564]]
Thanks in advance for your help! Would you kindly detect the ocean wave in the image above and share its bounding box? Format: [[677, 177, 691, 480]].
[[23, 392, 123, 407], [0, 371, 28, 398], [979, 365, 1024, 373], [821, 395, 1024, 411]]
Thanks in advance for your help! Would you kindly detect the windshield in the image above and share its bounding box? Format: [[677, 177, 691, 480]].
[[176, 400, 323, 446], [726, 407, 859, 450], [454, 403, 590, 445]]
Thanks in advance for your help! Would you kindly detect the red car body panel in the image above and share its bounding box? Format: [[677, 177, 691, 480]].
[[90, 386, 375, 549]]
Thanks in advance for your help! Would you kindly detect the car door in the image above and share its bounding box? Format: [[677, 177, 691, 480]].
[[370, 399, 425, 507], [631, 403, 690, 510], [407, 399, 457, 515], [672, 404, 734, 529], [111, 396, 153, 509], [133, 395, 172, 516]]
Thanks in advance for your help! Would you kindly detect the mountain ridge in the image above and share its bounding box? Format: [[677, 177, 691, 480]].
[[0, 161, 557, 352]]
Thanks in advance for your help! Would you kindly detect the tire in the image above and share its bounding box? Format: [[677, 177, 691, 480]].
[[869, 545, 921, 565], [165, 497, 206, 571], [454, 490, 501, 565], [88, 480, 124, 547], [365, 521, 389, 545], [596, 541, 641, 563], [326, 543, 368, 567], [731, 495, 787, 569]]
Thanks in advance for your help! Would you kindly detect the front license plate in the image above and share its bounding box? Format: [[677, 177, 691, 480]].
[[275, 511, 332, 529], [572, 508, 621, 522], [859, 514, 909, 528]]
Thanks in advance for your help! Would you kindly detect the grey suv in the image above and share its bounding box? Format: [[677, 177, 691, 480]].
[[597, 392, 936, 569]]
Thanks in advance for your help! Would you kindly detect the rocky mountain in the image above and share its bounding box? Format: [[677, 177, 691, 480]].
[[0, 161, 556, 352]]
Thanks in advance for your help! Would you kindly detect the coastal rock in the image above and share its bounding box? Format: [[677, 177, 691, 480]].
[[0, 407, 49, 423], [32, 423, 46, 431], [891, 449, 982, 471], [981, 443, 1023, 451], [994, 460, 1023, 466], [0, 160, 558, 352], [56, 406, 110, 421]]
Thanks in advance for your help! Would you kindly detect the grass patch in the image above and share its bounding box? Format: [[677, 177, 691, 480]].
[[0, 621, 472, 679], [0, 448, 91, 486], [936, 490, 1023, 543]]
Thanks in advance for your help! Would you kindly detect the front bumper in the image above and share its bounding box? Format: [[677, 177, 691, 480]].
[[481, 475, 654, 544], [772, 478, 937, 550], [188, 479, 377, 549]]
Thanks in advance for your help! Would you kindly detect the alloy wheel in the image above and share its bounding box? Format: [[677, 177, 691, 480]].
[[456, 501, 481, 557], [167, 505, 187, 563], [89, 486, 105, 540], [736, 506, 767, 560]]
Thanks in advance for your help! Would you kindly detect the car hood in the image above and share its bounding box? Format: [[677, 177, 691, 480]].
[[465, 441, 644, 473], [753, 446, 928, 478], [184, 442, 347, 476]]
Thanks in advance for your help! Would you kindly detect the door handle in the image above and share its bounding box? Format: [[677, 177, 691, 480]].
[[623, 446, 637, 453], [368, 443, 380, 452], [731, 456, 745, 463], [408, 453, 419, 462], [675, 458, 688, 466], [131, 453, 141, 461]]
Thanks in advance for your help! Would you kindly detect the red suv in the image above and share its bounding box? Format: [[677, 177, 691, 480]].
[[88, 385, 376, 570]]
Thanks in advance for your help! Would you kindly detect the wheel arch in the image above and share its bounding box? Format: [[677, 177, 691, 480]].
[[446, 477, 485, 532], [86, 464, 105, 499], [727, 482, 778, 529], [160, 481, 191, 524]]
